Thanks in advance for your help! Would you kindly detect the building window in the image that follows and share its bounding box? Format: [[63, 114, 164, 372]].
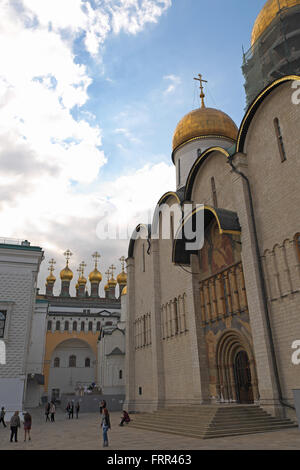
[[54, 357, 60, 368], [0, 311, 7, 338], [47, 320, 52, 331], [142, 244, 145, 272], [96, 321, 101, 331], [138, 386, 142, 395], [69, 355, 76, 367], [55, 321, 60, 331], [105, 321, 112, 326], [274, 118, 287, 162], [170, 214, 174, 241], [211, 177, 218, 208], [88, 321, 93, 331], [295, 233, 300, 262], [81, 321, 85, 331], [73, 321, 77, 332], [119, 370, 123, 380], [64, 321, 69, 331], [85, 357, 90, 368]]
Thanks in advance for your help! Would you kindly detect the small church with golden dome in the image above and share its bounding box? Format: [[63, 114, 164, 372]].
[[124, 0, 300, 433], [32, 250, 128, 405]]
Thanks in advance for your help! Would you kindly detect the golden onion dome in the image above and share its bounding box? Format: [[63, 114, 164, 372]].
[[78, 275, 87, 285], [46, 273, 56, 284], [104, 283, 109, 291], [89, 268, 102, 283], [60, 266, 73, 281], [121, 285, 127, 296], [117, 271, 127, 285], [75, 282, 79, 289], [108, 277, 117, 287], [172, 107, 238, 152], [251, 0, 300, 46]]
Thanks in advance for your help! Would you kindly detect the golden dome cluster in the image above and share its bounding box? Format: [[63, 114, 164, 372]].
[[251, 0, 300, 46]]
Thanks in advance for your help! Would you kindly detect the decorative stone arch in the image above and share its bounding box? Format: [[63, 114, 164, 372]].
[[215, 329, 259, 404]]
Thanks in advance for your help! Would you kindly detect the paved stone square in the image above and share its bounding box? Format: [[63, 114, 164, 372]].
[[0, 408, 300, 450]]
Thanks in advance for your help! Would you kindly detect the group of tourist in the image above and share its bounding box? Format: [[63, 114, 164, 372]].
[[0, 407, 32, 443], [65, 401, 80, 419], [44, 401, 57, 422], [0, 401, 131, 447]]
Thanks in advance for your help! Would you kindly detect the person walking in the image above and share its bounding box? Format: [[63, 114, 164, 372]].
[[23, 412, 32, 442], [66, 402, 71, 419], [10, 411, 20, 443], [0, 407, 6, 427], [45, 402, 50, 422], [101, 407, 111, 448], [75, 402, 80, 419], [50, 401, 56, 422], [119, 410, 131, 426], [99, 399, 106, 415], [70, 401, 74, 419]]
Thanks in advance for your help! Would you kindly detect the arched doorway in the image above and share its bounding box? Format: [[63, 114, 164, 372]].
[[233, 350, 254, 404], [216, 330, 258, 404]]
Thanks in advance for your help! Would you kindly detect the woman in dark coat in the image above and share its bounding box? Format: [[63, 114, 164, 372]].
[[23, 412, 32, 442]]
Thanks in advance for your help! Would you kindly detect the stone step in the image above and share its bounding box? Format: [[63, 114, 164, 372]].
[[129, 405, 297, 439], [132, 417, 293, 431], [130, 422, 297, 439]]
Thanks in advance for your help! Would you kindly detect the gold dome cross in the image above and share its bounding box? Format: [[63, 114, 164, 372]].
[[194, 73, 207, 108]]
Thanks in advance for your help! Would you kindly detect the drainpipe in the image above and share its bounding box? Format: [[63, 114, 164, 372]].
[[228, 154, 295, 411]]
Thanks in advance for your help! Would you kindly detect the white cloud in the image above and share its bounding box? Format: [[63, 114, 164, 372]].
[[0, 0, 173, 291], [163, 74, 181, 94]]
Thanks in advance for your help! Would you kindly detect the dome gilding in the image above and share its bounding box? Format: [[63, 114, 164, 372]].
[[172, 107, 238, 152], [251, 0, 300, 46]]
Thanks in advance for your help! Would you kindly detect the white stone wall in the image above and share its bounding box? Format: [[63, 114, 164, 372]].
[[98, 328, 125, 395], [0, 244, 43, 418], [174, 137, 234, 190], [48, 338, 96, 396]]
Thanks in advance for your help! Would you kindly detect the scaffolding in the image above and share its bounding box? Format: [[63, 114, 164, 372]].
[[242, 4, 300, 107]]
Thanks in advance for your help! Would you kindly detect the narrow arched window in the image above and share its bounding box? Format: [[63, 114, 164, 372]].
[[174, 298, 179, 335], [73, 321, 77, 331], [105, 321, 112, 326], [81, 321, 85, 331], [47, 320, 52, 331], [88, 321, 93, 331], [64, 321, 69, 331], [142, 244, 145, 272], [54, 357, 60, 368], [96, 322, 101, 331], [119, 370, 123, 379], [85, 357, 90, 368], [274, 118, 286, 162], [69, 355, 76, 367], [295, 233, 300, 263], [56, 321, 60, 331], [211, 177, 218, 208]]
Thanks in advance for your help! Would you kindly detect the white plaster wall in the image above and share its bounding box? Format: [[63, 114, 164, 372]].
[[98, 328, 125, 394], [48, 339, 96, 396], [174, 137, 234, 190]]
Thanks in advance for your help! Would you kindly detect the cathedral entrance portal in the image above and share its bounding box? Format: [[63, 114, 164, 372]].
[[216, 331, 259, 404], [233, 350, 254, 404]]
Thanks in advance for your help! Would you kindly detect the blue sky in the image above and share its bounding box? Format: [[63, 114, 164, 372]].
[[0, 0, 266, 292], [86, 0, 266, 181]]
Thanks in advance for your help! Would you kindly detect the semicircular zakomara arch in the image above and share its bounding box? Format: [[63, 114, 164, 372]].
[[172, 204, 241, 266], [236, 75, 300, 153]]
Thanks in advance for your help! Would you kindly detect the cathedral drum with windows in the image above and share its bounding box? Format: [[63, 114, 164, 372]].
[[124, 3, 300, 420]]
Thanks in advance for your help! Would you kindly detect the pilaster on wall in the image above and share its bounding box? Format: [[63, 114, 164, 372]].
[[187, 254, 211, 403], [150, 239, 165, 410], [124, 257, 136, 412], [230, 152, 281, 416]]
